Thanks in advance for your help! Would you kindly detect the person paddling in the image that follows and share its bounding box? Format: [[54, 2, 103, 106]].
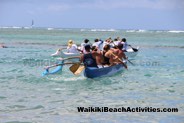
[[80, 45, 98, 68], [67, 40, 79, 53], [80, 39, 92, 54], [121, 38, 128, 52], [92, 38, 103, 51], [101, 44, 111, 66], [91, 46, 104, 68], [105, 43, 128, 69]]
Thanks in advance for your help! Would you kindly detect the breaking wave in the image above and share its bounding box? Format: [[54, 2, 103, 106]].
[[168, 30, 184, 33], [80, 29, 117, 32]]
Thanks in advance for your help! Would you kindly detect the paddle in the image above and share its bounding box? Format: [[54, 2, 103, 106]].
[[127, 59, 134, 65], [110, 52, 128, 69], [44, 62, 78, 69], [69, 63, 81, 73], [111, 41, 133, 67], [69, 63, 85, 75], [128, 45, 138, 52], [44, 56, 80, 69]]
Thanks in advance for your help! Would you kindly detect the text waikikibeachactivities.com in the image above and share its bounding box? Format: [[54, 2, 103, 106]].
[[77, 107, 178, 113]]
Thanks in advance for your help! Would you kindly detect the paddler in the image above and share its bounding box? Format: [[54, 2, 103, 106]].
[[105, 43, 127, 69], [67, 40, 79, 53]]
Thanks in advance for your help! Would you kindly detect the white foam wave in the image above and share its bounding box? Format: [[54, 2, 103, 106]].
[[0, 26, 32, 29], [50, 76, 85, 81], [168, 30, 184, 33], [12, 26, 22, 29], [24, 27, 31, 29], [136, 29, 147, 32], [47, 28, 54, 30], [126, 29, 147, 33], [0, 26, 11, 29], [80, 29, 86, 31], [126, 30, 136, 32], [90, 29, 117, 32], [155, 30, 163, 33], [0, 26, 22, 29]]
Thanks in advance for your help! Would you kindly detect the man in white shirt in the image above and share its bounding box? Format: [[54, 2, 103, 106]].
[[92, 39, 103, 50], [121, 38, 128, 51], [113, 38, 121, 46], [80, 39, 91, 54]]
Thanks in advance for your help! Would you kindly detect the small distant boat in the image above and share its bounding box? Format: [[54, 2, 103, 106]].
[[31, 20, 34, 28], [84, 64, 125, 78]]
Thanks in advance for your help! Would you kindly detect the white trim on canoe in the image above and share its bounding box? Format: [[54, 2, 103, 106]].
[[51, 49, 80, 57]]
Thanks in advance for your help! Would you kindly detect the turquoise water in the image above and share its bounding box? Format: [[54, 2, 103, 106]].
[[0, 28, 184, 122]]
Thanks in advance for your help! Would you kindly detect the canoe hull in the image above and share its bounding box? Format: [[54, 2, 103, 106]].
[[84, 64, 124, 78], [124, 47, 139, 58], [51, 49, 80, 57], [42, 61, 63, 76]]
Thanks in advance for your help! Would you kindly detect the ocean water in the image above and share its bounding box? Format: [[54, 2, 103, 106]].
[[0, 28, 184, 123]]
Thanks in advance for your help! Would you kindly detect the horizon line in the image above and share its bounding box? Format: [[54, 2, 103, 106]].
[[1, 26, 184, 31]]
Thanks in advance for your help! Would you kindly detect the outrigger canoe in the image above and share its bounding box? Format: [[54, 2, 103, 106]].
[[51, 47, 139, 58], [42, 62, 126, 78], [84, 64, 125, 78]]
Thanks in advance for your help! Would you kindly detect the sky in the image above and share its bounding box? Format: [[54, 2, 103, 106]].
[[0, 0, 184, 30]]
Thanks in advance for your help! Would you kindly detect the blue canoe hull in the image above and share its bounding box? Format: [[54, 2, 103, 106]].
[[42, 65, 63, 76], [42, 61, 63, 76], [84, 64, 125, 78]]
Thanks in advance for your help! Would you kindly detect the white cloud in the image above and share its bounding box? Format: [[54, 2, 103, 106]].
[[78, 0, 184, 10], [50, 0, 184, 10], [9, 0, 184, 16], [48, 4, 71, 12]]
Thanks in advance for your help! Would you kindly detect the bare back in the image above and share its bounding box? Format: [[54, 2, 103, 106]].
[[105, 48, 126, 65]]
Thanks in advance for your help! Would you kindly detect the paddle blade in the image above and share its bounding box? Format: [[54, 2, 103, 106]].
[[74, 65, 85, 75], [132, 48, 138, 52], [69, 63, 80, 73]]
